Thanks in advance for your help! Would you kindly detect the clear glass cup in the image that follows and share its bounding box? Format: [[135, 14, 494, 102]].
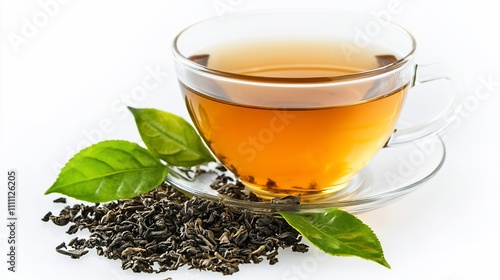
[[172, 10, 463, 199]]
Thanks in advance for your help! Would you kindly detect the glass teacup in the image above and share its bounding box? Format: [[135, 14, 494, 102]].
[[172, 10, 462, 199]]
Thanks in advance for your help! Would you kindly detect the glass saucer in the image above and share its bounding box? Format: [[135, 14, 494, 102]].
[[166, 135, 445, 214]]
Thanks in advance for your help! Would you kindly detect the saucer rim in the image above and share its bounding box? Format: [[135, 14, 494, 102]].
[[166, 135, 446, 213]]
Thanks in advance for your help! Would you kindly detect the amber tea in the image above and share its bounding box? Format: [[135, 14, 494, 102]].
[[180, 39, 408, 198]]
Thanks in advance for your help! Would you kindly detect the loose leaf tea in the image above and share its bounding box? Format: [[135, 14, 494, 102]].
[[44, 107, 390, 273], [43, 183, 308, 275], [281, 209, 390, 268], [55, 242, 89, 259], [45, 140, 169, 202], [129, 107, 215, 167]]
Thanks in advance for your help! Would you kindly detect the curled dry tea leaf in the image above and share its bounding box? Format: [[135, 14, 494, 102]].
[[128, 107, 215, 167], [281, 209, 390, 268], [45, 140, 169, 203]]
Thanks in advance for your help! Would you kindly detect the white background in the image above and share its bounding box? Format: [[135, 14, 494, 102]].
[[1, 0, 500, 279]]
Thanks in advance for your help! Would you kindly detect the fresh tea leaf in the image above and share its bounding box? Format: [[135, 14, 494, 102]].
[[281, 209, 390, 268], [129, 107, 215, 167], [45, 140, 169, 203]]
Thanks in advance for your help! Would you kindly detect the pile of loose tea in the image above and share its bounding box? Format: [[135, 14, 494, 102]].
[[42, 182, 308, 275]]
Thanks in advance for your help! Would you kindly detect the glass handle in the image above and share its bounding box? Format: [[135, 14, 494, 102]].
[[386, 64, 464, 146]]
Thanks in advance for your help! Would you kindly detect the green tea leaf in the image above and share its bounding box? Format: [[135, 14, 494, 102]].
[[280, 209, 390, 268], [45, 140, 169, 203], [128, 107, 215, 167]]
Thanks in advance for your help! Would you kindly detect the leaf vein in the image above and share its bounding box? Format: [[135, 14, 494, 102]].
[[58, 165, 163, 189]]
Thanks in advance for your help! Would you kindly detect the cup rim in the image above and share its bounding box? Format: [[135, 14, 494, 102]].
[[172, 9, 417, 84]]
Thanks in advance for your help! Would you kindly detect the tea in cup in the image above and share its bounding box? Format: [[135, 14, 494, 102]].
[[172, 11, 462, 199]]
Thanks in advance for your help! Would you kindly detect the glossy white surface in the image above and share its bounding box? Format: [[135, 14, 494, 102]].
[[1, 1, 499, 279]]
